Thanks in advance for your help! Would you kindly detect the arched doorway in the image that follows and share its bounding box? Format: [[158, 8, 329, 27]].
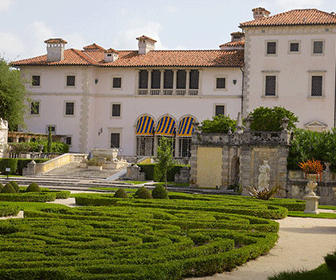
[[136, 115, 155, 156], [177, 116, 195, 157]]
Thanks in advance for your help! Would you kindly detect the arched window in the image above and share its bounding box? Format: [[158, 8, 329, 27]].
[[136, 115, 155, 156]]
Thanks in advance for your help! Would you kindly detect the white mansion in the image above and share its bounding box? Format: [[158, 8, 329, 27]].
[[11, 8, 336, 156]]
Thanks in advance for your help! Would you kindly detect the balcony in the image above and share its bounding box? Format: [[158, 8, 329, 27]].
[[137, 89, 198, 96]]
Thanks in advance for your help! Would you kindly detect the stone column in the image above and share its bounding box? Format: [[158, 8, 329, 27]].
[[189, 139, 198, 187], [173, 70, 177, 95], [175, 137, 180, 158], [186, 70, 190, 94], [153, 136, 158, 157], [160, 70, 164, 95]]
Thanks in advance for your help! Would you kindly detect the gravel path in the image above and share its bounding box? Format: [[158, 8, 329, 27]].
[[0, 211, 24, 220], [188, 217, 336, 280]]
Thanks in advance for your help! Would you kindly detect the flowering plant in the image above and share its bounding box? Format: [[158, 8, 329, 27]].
[[298, 159, 323, 181]]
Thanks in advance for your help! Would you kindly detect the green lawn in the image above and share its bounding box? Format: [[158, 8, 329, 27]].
[[0, 193, 307, 280]]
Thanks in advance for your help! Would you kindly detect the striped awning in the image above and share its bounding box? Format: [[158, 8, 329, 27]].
[[136, 115, 155, 136], [178, 116, 195, 137], [155, 116, 176, 136]]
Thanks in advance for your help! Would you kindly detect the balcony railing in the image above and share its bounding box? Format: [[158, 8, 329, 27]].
[[137, 89, 198, 96]]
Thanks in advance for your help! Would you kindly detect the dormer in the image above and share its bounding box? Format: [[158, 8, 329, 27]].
[[136, 35, 157, 55], [252, 7, 270, 20], [104, 48, 119, 62], [219, 32, 245, 51], [44, 38, 67, 62]]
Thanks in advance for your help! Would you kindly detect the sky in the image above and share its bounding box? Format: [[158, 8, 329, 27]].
[[1, 0, 336, 61]]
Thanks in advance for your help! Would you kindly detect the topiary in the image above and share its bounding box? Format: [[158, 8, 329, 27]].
[[152, 185, 168, 199], [26, 182, 41, 192], [114, 188, 128, 198], [134, 187, 152, 199], [9, 181, 19, 192], [1, 183, 16, 193]]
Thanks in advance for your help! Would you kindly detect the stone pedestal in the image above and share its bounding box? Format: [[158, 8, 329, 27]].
[[304, 195, 320, 214]]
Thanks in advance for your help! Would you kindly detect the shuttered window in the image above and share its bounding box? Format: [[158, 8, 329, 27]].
[[311, 76, 323, 96], [113, 77, 121, 88], [151, 70, 161, 89], [32, 75, 40, 86], [189, 70, 199, 89], [265, 76, 276, 96], [164, 70, 173, 89], [139, 70, 148, 89], [290, 43, 299, 52], [31, 101, 40, 115]]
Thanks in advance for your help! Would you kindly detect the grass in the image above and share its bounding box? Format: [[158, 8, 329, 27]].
[[269, 263, 336, 280], [153, 182, 190, 188], [0, 192, 307, 280], [119, 180, 150, 185], [288, 211, 336, 219], [0, 175, 23, 178]]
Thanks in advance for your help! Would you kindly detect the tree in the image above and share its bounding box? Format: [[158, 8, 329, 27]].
[[248, 106, 298, 132], [47, 126, 52, 153], [156, 137, 174, 187], [200, 115, 237, 133], [0, 59, 26, 130]]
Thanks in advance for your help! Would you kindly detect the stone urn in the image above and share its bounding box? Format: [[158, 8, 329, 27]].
[[304, 173, 320, 214]]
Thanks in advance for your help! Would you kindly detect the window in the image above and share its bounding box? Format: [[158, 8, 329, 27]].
[[112, 104, 121, 117], [216, 78, 226, 89], [111, 133, 120, 148], [265, 76, 276, 96], [313, 41, 324, 54], [65, 136, 72, 146], [215, 105, 225, 116], [151, 70, 161, 89], [66, 75, 75, 86], [32, 75, 40, 86], [112, 77, 121, 88], [65, 102, 74, 115], [47, 125, 56, 134], [311, 76, 323, 96], [266, 42, 277, 55], [179, 138, 192, 157], [177, 70, 186, 89], [290, 42, 299, 52], [30, 101, 40, 115], [189, 70, 199, 89], [139, 70, 148, 89], [164, 70, 173, 89]]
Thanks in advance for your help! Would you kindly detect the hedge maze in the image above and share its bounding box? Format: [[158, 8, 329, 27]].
[[0, 193, 305, 280]]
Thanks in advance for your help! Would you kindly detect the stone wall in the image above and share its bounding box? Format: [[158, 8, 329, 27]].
[[0, 119, 8, 158], [190, 127, 290, 195]]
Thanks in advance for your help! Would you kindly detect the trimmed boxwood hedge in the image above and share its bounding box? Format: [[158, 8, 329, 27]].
[[0, 204, 19, 217], [137, 163, 189, 182], [0, 158, 49, 175]]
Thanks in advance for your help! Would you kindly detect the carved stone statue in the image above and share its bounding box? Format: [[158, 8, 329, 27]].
[[0, 118, 8, 158], [258, 160, 270, 191]]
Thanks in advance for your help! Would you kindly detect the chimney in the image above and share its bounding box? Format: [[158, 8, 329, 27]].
[[136, 35, 157, 55], [44, 38, 67, 62], [104, 48, 119, 62], [230, 32, 245, 42], [252, 7, 270, 20]]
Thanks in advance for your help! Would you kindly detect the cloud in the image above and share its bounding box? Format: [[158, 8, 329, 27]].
[[0, 32, 24, 61], [112, 21, 165, 50], [0, 0, 14, 12]]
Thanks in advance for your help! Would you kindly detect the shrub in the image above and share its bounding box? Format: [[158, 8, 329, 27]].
[[1, 183, 16, 193], [200, 115, 237, 133], [325, 252, 336, 271], [0, 183, 3, 192], [87, 158, 103, 166], [0, 158, 18, 174], [134, 187, 152, 199], [26, 183, 41, 192], [152, 185, 168, 199], [248, 106, 298, 132], [9, 181, 19, 192], [138, 163, 189, 182], [0, 192, 56, 202], [114, 188, 128, 198], [247, 185, 282, 200]]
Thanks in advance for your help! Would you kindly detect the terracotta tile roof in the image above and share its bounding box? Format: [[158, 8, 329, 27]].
[[11, 48, 244, 68], [105, 48, 119, 54], [44, 38, 67, 44], [240, 9, 336, 27], [219, 40, 245, 48], [83, 43, 106, 52], [136, 35, 157, 43]]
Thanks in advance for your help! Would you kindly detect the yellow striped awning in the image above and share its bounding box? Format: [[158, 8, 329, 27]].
[[136, 115, 155, 136], [178, 116, 195, 137], [155, 116, 176, 136]]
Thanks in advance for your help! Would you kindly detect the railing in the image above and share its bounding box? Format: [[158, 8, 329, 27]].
[[188, 89, 198, 95], [137, 89, 198, 96], [176, 89, 186, 96]]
